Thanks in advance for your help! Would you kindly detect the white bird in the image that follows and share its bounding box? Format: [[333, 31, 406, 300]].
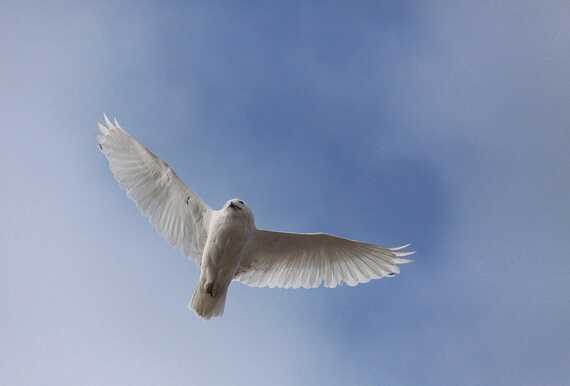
[[97, 116, 415, 319]]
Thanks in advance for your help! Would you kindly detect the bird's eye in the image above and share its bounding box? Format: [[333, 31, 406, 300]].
[[238, 200, 244, 205]]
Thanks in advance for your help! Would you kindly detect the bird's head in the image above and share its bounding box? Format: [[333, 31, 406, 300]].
[[226, 198, 246, 211], [226, 198, 253, 214], [224, 198, 255, 226]]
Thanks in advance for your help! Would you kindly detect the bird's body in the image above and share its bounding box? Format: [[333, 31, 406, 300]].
[[97, 116, 415, 319], [192, 200, 255, 318]]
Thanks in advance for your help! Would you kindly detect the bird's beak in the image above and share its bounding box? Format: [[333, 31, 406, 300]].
[[229, 202, 241, 210]]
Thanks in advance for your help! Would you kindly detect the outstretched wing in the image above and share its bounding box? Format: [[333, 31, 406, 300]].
[[97, 115, 211, 264], [235, 230, 414, 289]]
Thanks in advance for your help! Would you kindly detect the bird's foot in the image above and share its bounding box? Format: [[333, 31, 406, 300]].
[[204, 281, 217, 297]]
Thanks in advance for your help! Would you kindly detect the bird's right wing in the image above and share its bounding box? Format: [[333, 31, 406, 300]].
[[97, 116, 211, 265], [235, 230, 414, 289]]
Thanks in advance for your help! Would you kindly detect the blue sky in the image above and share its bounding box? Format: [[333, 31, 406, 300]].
[[1, 1, 568, 385]]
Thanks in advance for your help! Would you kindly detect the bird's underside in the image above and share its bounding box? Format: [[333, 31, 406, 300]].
[[97, 115, 415, 319]]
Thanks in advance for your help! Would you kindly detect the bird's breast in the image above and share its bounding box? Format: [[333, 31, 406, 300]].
[[203, 212, 253, 268]]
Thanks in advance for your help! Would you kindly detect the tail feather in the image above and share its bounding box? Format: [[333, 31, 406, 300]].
[[190, 286, 228, 319]]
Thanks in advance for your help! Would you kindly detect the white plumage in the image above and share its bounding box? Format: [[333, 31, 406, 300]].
[[97, 116, 414, 319]]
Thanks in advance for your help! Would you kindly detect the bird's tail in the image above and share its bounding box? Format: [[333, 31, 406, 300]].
[[190, 285, 228, 319]]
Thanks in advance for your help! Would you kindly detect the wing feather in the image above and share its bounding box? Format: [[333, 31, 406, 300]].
[[97, 116, 211, 264], [236, 230, 414, 289]]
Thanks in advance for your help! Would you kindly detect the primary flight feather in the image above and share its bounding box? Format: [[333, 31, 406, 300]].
[[97, 116, 414, 319]]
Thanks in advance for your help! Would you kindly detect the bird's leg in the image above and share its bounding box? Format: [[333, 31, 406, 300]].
[[204, 281, 217, 297], [200, 265, 229, 298]]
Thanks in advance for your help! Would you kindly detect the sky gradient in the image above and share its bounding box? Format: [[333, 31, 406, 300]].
[[1, 1, 569, 386]]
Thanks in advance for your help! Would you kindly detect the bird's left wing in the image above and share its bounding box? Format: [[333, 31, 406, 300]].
[[235, 229, 414, 289], [97, 116, 211, 264]]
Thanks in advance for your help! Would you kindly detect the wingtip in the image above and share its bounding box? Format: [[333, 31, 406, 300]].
[[394, 250, 416, 258], [389, 244, 415, 264], [103, 113, 114, 128], [97, 122, 108, 134], [390, 243, 411, 251]]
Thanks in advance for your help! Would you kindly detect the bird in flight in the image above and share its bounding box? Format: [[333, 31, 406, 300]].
[[97, 116, 414, 319]]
